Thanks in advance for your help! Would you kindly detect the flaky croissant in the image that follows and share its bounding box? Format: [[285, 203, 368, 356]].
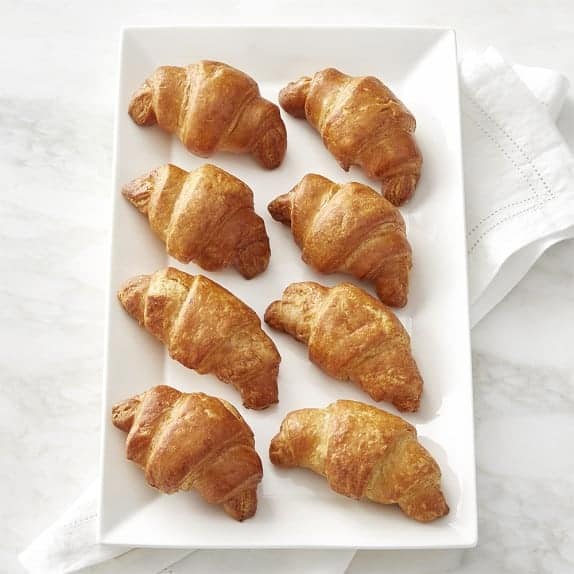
[[270, 400, 448, 522], [268, 174, 411, 307], [122, 163, 270, 278], [118, 267, 280, 409], [279, 68, 422, 205], [129, 61, 287, 169], [265, 281, 422, 412], [113, 385, 263, 521]]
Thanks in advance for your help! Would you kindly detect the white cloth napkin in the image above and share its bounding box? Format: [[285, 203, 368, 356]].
[[18, 481, 353, 574], [462, 48, 573, 326], [19, 48, 574, 574]]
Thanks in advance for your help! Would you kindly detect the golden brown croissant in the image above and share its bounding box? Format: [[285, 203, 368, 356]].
[[118, 267, 280, 409], [129, 61, 287, 169], [279, 68, 422, 205], [113, 385, 263, 521], [269, 400, 448, 522], [265, 281, 422, 411], [268, 174, 411, 307], [122, 163, 270, 278]]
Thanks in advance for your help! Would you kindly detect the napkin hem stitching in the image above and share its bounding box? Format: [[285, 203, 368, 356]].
[[466, 92, 556, 201], [63, 513, 98, 530], [463, 99, 552, 248], [464, 108, 543, 238], [469, 200, 551, 253]]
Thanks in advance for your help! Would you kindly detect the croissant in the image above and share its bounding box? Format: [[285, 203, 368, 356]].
[[265, 281, 422, 411], [122, 163, 270, 278], [269, 400, 448, 522], [279, 68, 422, 205], [268, 174, 412, 307], [118, 267, 280, 409], [112, 385, 263, 521], [129, 61, 287, 169]]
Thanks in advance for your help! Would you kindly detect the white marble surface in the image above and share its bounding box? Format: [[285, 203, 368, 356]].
[[2, 1, 574, 573]]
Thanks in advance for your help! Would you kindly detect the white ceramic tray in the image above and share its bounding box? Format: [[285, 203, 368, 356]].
[[99, 26, 476, 549]]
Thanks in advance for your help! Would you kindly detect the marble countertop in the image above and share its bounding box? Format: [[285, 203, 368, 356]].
[[2, 1, 574, 573]]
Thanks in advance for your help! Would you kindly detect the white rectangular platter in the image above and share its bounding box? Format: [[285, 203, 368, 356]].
[[99, 26, 476, 549]]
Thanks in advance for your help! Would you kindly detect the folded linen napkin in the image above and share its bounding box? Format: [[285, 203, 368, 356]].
[[462, 48, 573, 326], [19, 48, 574, 574]]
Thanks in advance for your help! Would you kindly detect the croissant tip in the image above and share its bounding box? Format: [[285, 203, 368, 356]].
[[117, 274, 151, 323], [253, 120, 287, 169], [128, 81, 157, 126], [240, 367, 280, 410], [375, 289, 408, 309], [236, 260, 269, 280], [395, 402, 420, 413], [269, 428, 298, 468], [121, 174, 152, 213], [267, 194, 292, 225], [223, 489, 258, 521], [235, 237, 271, 279], [243, 385, 279, 411], [111, 396, 140, 432], [268, 435, 284, 465], [410, 490, 450, 522], [242, 397, 278, 410], [393, 388, 422, 413], [278, 77, 311, 118], [382, 174, 419, 206], [263, 301, 281, 328]]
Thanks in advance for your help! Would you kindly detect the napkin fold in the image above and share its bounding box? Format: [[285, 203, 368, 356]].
[[18, 481, 354, 574], [19, 47, 574, 574], [462, 48, 573, 326]]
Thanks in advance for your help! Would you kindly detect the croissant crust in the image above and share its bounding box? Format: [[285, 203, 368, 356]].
[[268, 174, 412, 308], [122, 163, 270, 278], [129, 60, 287, 169], [118, 267, 281, 409], [265, 281, 422, 412], [269, 400, 448, 522], [279, 68, 422, 204], [113, 385, 263, 521]]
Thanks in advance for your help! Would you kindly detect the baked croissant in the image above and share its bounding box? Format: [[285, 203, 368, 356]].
[[268, 174, 412, 307], [113, 385, 263, 521], [265, 281, 422, 411], [269, 400, 448, 522], [118, 267, 280, 409], [122, 163, 270, 278], [279, 68, 422, 205], [129, 61, 287, 169]]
